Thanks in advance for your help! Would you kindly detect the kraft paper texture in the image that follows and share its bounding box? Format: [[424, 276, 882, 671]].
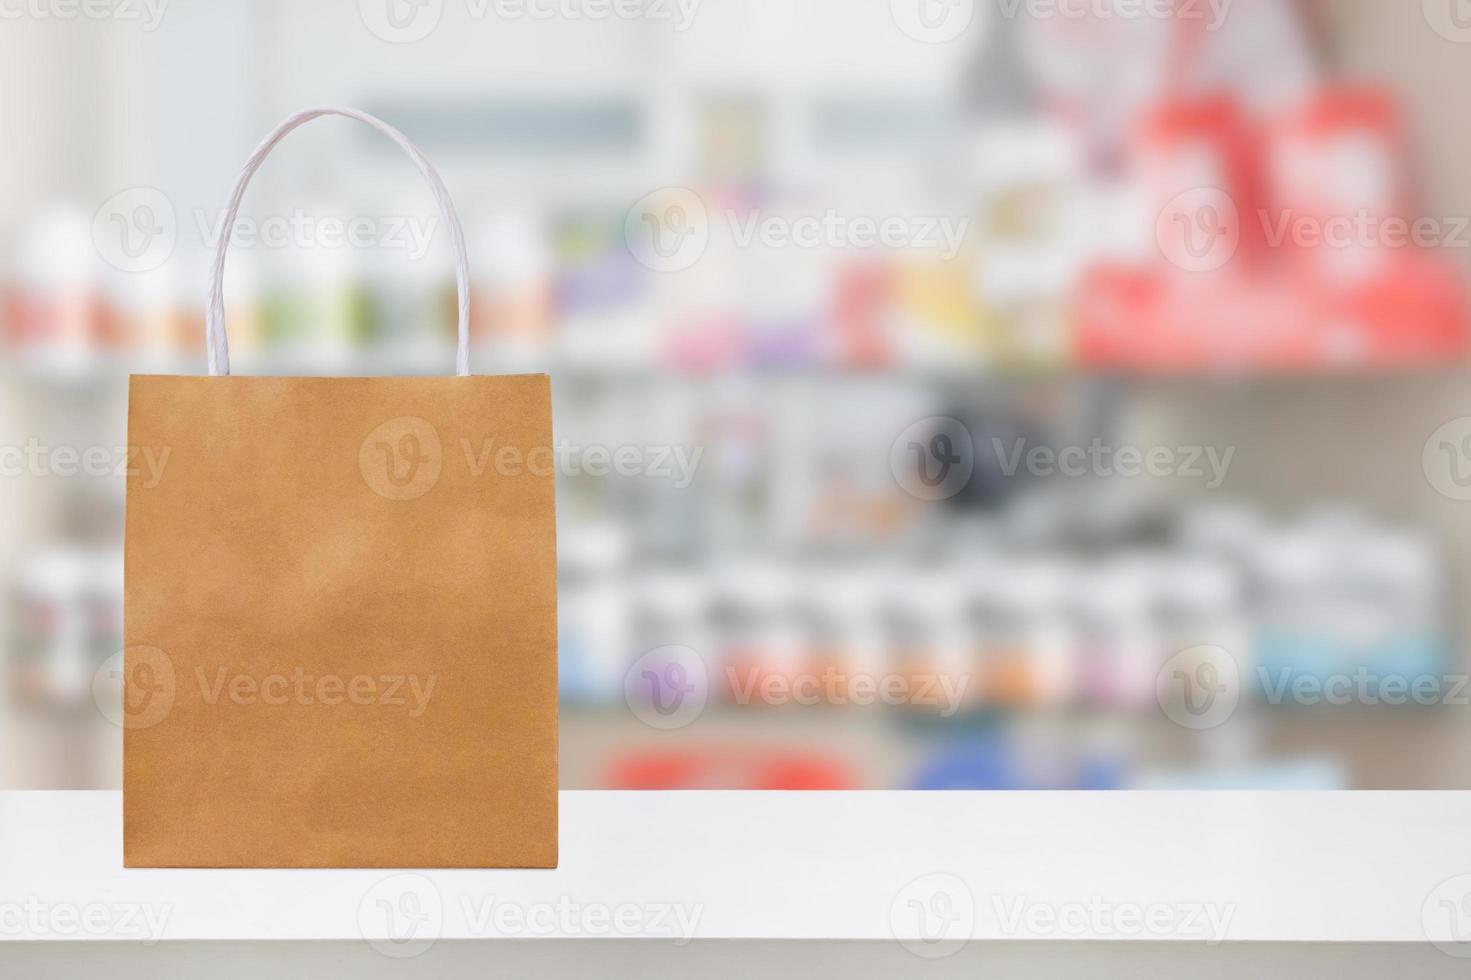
[[123, 374, 557, 868]]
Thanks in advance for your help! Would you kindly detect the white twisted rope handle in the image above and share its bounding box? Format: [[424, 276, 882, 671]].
[[204, 106, 471, 376]]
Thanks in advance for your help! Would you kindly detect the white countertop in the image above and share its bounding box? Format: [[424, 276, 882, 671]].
[[1, 791, 1468, 947]]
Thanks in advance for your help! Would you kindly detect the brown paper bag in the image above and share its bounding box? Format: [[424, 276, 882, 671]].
[[122, 108, 557, 868]]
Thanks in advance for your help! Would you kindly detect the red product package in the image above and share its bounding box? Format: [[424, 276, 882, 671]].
[[1137, 95, 1266, 268]]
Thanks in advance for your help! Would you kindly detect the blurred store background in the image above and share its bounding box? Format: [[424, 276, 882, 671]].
[[5, 0, 1471, 789]]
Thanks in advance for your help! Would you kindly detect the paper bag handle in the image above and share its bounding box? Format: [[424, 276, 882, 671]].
[[204, 106, 471, 377]]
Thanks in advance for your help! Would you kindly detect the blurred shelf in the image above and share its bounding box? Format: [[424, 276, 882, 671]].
[[12, 345, 1471, 389], [0, 348, 1001, 385]]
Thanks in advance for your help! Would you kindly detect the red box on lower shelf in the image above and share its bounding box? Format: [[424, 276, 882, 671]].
[[1076, 252, 1468, 372]]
